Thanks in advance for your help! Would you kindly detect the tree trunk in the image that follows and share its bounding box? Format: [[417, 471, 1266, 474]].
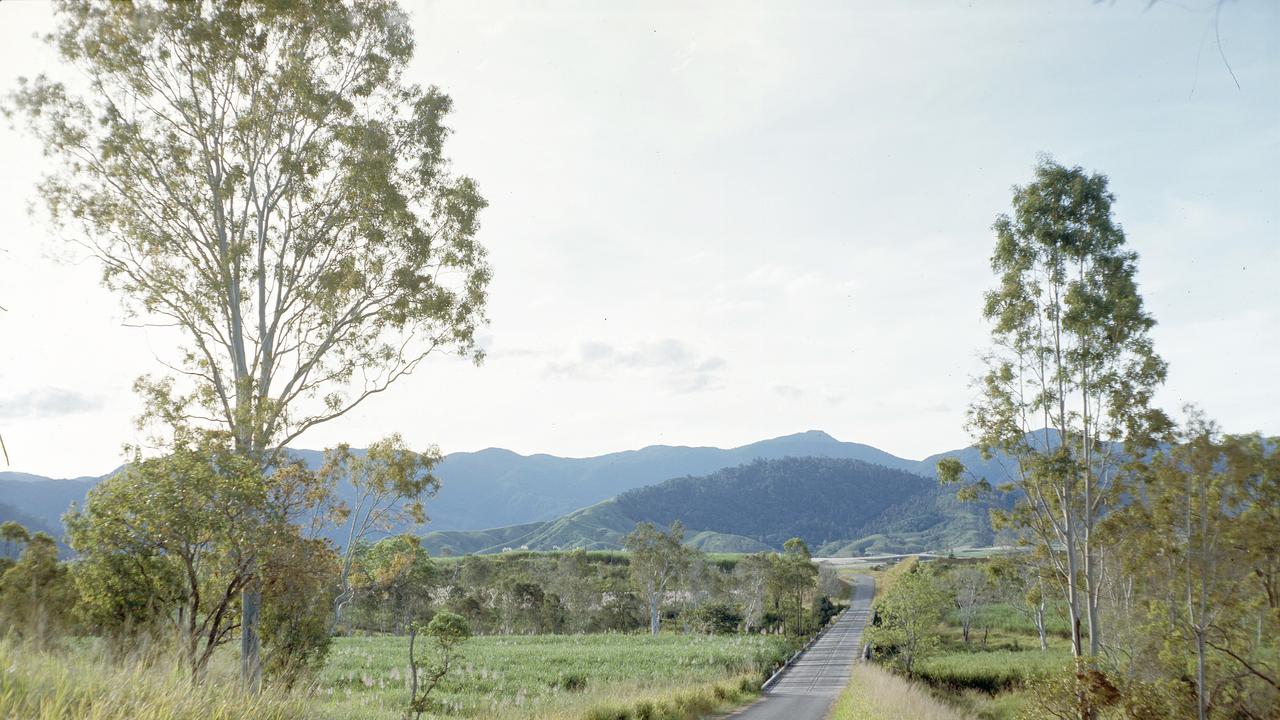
[[241, 577, 262, 692], [649, 594, 660, 636], [1036, 601, 1048, 651]]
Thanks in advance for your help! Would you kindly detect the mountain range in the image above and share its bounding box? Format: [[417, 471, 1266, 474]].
[[417, 455, 1009, 556], [0, 430, 1019, 554]]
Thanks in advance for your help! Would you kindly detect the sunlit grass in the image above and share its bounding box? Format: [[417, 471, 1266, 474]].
[[829, 663, 972, 720]]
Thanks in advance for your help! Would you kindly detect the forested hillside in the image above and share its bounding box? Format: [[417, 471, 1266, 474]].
[[419, 456, 1002, 555], [615, 457, 933, 548]]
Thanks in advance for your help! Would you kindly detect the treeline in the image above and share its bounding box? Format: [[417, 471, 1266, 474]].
[[338, 528, 846, 638], [0, 506, 846, 683]]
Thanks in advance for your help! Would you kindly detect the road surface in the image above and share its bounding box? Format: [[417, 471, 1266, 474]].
[[727, 574, 874, 720]]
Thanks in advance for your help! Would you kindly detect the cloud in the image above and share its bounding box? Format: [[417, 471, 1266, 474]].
[[0, 387, 103, 419], [544, 339, 727, 394], [773, 385, 805, 399]]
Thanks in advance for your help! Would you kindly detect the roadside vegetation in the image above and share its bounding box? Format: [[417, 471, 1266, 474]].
[[830, 662, 971, 720], [0, 514, 839, 719], [855, 157, 1280, 720]]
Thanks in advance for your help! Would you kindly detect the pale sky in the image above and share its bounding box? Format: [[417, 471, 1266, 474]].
[[1, 1, 1277, 478]]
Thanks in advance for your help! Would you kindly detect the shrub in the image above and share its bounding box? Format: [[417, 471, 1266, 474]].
[[686, 601, 743, 634]]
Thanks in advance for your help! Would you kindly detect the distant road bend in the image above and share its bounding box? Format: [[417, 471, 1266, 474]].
[[729, 575, 874, 720]]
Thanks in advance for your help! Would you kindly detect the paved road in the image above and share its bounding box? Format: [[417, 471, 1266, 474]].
[[727, 574, 874, 720]]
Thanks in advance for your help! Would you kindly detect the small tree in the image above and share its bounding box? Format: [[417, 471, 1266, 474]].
[[0, 532, 77, 644], [768, 538, 818, 636], [0, 521, 30, 560], [988, 554, 1051, 651], [732, 552, 773, 631], [1128, 412, 1278, 720], [66, 435, 328, 680], [624, 521, 692, 636], [405, 611, 471, 720], [866, 564, 950, 673], [321, 435, 441, 631], [948, 565, 991, 646]]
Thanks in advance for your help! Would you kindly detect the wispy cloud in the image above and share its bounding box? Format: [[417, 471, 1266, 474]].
[[544, 339, 727, 394], [0, 387, 103, 419]]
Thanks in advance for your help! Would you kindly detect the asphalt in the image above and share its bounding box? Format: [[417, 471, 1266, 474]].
[[726, 574, 874, 720]]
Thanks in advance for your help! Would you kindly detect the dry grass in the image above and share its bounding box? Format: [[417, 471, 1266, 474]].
[[0, 635, 305, 720], [829, 663, 973, 720]]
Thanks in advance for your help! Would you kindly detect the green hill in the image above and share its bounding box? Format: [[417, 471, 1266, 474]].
[[419, 456, 1000, 556]]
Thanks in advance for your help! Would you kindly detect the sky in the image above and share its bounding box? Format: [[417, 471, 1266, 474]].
[[0, 1, 1277, 478]]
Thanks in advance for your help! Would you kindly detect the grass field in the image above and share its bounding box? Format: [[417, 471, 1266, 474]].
[[1, 632, 792, 720], [311, 633, 794, 719]]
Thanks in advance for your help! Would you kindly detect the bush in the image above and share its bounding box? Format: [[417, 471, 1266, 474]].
[[550, 671, 589, 691], [260, 534, 339, 688], [686, 601, 742, 634], [0, 532, 77, 643]]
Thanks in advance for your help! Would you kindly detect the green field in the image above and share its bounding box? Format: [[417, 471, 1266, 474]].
[[310, 633, 794, 719]]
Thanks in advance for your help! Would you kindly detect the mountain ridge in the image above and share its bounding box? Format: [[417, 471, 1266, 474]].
[[416, 455, 1002, 557], [0, 430, 981, 547]]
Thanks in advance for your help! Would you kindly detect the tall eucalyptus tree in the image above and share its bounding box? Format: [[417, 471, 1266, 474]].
[[7, 0, 490, 686], [941, 158, 1169, 659]]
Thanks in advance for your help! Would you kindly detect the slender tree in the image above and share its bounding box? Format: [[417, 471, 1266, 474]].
[[7, 0, 490, 685], [769, 538, 818, 636], [941, 157, 1170, 661], [319, 435, 441, 631], [624, 521, 692, 636]]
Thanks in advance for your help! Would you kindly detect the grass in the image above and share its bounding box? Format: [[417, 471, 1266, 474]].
[[0, 636, 305, 720], [829, 663, 972, 720], [942, 601, 1071, 639], [914, 645, 1071, 694], [310, 633, 793, 719], [1, 632, 790, 720]]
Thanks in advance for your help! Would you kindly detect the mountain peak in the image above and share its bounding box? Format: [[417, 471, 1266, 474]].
[[775, 430, 838, 443]]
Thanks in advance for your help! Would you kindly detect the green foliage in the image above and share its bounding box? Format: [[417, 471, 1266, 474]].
[[0, 520, 30, 559], [768, 538, 819, 636], [685, 601, 743, 634], [914, 646, 1073, 694], [65, 437, 334, 679], [344, 534, 437, 634], [866, 562, 951, 672], [260, 533, 339, 688], [1116, 415, 1280, 719], [625, 522, 693, 636], [0, 532, 76, 642], [405, 611, 471, 720]]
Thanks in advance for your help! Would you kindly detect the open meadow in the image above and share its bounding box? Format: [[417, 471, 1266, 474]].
[[312, 633, 793, 719]]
